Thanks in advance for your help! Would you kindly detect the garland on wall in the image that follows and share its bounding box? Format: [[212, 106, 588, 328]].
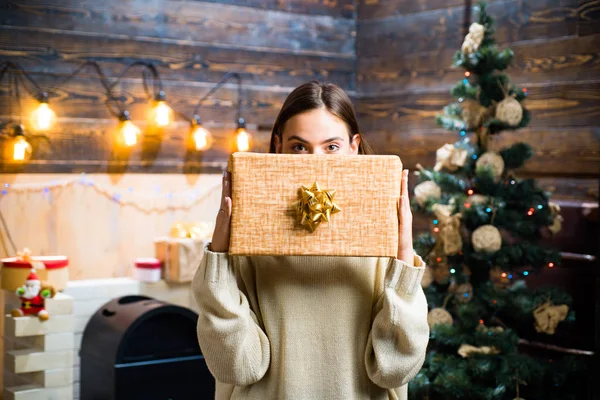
[[0, 174, 222, 214]]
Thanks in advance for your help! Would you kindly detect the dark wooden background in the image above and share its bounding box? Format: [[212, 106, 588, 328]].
[[0, 0, 599, 396]]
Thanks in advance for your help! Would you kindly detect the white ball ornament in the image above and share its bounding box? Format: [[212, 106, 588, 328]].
[[414, 181, 442, 207], [476, 152, 505, 181], [472, 225, 502, 253]]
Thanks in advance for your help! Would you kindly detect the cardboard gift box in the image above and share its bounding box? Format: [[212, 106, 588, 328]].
[[227, 152, 403, 257], [1, 255, 69, 291], [154, 237, 210, 283]]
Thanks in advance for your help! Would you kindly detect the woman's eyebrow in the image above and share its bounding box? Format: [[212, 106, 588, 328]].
[[287, 135, 344, 144]]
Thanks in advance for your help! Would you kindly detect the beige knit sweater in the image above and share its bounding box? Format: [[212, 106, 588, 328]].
[[192, 246, 429, 400]]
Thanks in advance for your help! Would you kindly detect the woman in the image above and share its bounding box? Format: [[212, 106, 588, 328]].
[[192, 81, 429, 400]]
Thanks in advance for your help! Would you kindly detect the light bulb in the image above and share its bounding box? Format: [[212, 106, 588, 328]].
[[12, 132, 32, 161], [30, 97, 57, 131], [120, 120, 141, 147], [151, 100, 173, 127], [236, 128, 250, 152], [192, 125, 212, 151]]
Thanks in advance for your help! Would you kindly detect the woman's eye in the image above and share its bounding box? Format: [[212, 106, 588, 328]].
[[292, 144, 307, 152], [326, 144, 340, 152]]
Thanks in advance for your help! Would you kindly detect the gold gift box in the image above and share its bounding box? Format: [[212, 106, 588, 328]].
[[227, 153, 402, 257]]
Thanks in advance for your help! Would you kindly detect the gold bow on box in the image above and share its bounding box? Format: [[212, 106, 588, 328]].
[[292, 182, 341, 233]]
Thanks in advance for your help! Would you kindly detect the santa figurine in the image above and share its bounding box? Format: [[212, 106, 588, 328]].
[[11, 269, 55, 321]]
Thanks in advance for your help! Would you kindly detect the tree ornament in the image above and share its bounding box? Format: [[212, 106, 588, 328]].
[[533, 301, 569, 334], [421, 266, 434, 288], [432, 204, 463, 255], [10, 269, 55, 321], [476, 152, 505, 181], [449, 282, 473, 303], [433, 263, 451, 284], [548, 201, 563, 234], [472, 225, 502, 253], [489, 266, 511, 289], [427, 307, 454, 329], [461, 99, 489, 129], [458, 343, 500, 358], [467, 194, 488, 205], [434, 144, 468, 172], [476, 323, 505, 333], [495, 95, 523, 126], [461, 23, 485, 54], [414, 180, 442, 206]]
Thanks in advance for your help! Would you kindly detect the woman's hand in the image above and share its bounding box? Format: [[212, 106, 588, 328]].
[[209, 171, 232, 253], [398, 169, 414, 266]]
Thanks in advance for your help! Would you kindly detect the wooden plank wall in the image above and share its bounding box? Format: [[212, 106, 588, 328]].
[[0, 0, 357, 173], [356, 0, 600, 394]]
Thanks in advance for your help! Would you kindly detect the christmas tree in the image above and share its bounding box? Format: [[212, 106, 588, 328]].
[[409, 3, 582, 399]]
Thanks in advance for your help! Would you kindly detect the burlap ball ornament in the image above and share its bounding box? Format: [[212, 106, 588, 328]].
[[450, 282, 473, 303], [434, 144, 468, 172], [476, 152, 505, 181], [433, 264, 451, 284], [467, 194, 488, 205], [495, 96, 523, 126], [489, 266, 511, 289], [427, 308, 453, 329], [548, 201, 563, 235], [461, 99, 488, 129], [414, 180, 442, 206], [461, 23, 485, 55], [533, 301, 569, 335], [472, 225, 502, 253], [458, 344, 500, 358]]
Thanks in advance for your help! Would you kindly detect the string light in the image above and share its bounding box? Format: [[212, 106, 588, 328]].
[[436, 257, 442, 262], [527, 207, 535, 216], [190, 115, 213, 151], [433, 219, 439, 225], [501, 272, 507, 278], [486, 207, 492, 212], [537, 204, 543, 209], [235, 118, 250, 152], [508, 274, 513, 279], [523, 271, 529, 276], [464, 202, 471, 209], [10, 125, 32, 161], [467, 189, 474, 195], [465, 71, 471, 77], [463, 79, 469, 84], [149, 91, 173, 127], [30, 92, 57, 132], [450, 268, 456, 274], [460, 130, 466, 136], [433, 227, 440, 233], [472, 154, 478, 160], [118, 111, 141, 147], [548, 262, 555, 268], [479, 319, 484, 324]]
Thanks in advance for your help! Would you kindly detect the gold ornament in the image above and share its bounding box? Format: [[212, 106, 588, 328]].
[[476, 152, 505, 182], [16, 247, 33, 262], [427, 308, 453, 329], [434, 144, 469, 172], [472, 225, 502, 253], [458, 344, 500, 358], [496, 96, 523, 126], [533, 301, 569, 334], [450, 282, 473, 303], [292, 181, 341, 233], [548, 202, 563, 235], [414, 181, 442, 207], [461, 23, 485, 54], [467, 194, 488, 205], [432, 204, 463, 255], [421, 266, 434, 288], [461, 99, 489, 129], [489, 266, 511, 289]]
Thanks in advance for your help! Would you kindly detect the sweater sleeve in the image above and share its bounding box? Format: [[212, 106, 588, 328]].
[[364, 254, 430, 389], [191, 245, 271, 385]]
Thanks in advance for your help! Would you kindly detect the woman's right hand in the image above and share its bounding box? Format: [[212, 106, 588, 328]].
[[209, 171, 232, 253]]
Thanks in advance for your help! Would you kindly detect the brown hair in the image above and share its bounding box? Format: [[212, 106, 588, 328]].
[[269, 81, 374, 154]]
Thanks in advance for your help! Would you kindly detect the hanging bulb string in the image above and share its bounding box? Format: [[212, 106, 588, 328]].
[[192, 72, 242, 117]]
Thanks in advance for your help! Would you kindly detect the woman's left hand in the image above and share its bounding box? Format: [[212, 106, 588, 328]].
[[398, 169, 414, 266]]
